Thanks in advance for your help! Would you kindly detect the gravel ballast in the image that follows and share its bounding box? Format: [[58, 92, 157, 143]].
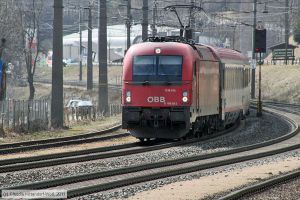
[[240, 176, 300, 200], [0, 111, 292, 190], [75, 150, 300, 200]]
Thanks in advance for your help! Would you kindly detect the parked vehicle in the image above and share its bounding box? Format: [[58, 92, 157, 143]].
[[65, 99, 82, 109], [65, 99, 94, 114], [77, 100, 93, 108]]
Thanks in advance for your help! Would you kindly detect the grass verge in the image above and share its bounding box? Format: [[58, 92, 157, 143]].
[[0, 115, 121, 144]]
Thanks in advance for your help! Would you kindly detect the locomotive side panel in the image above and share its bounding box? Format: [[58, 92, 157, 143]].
[[195, 47, 220, 117], [197, 60, 220, 116]]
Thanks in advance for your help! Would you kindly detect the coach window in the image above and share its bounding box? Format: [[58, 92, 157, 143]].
[[193, 61, 197, 78], [229, 68, 232, 89], [234, 68, 236, 89], [236, 68, 238, 88], [236, 68, 238, 89], [226, 69, 228, 89], [227, 68, 229, 89], [231, 68, 233, 89], [244, 68, 246, 88], [244, 68, 247, 88], [238, 68, 240, 89], [224, 67, 228, 89], [237, 68, 239, 89], [239, 69, 241, 88], [232, 68, 234, 89], [237, 68, 240, 89]]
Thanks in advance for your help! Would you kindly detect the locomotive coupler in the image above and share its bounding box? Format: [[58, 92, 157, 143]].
[[154, 114, 159, 128]]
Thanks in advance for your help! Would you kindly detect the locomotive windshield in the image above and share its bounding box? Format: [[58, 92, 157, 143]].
[[132, 56, 156, 75], [133, 55, 182, 83]]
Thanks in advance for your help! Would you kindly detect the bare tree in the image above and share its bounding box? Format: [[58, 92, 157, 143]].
[[0, 1, 25, 100], [16, 0, 44, 100], [0, 1, 23, 64]]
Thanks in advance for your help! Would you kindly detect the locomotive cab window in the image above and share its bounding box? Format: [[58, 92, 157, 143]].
[[132, 55, 182, 83], [158, 56, 182, 76], [133, 56, 156, 75]]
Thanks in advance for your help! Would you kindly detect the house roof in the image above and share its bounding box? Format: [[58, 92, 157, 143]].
[[269, 43, 297, 50], [108, 49, 123, 62]]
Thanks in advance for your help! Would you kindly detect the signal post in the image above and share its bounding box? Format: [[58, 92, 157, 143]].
[[256, 50, 263, 117], [254, 28, 266, 117]]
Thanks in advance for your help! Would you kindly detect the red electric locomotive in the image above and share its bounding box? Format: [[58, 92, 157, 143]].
[[122, 37, 251, 141]]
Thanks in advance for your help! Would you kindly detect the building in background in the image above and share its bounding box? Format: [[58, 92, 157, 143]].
[[62, 24, 179, 65], [60, 24, 233, 66]]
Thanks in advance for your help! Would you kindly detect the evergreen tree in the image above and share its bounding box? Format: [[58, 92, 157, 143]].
[[294, 20, 300, 44]]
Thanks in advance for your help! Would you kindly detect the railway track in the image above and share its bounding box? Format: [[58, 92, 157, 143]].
[[0, 107, 298, 199], [251, 100, 300, 115], [0, 124, 123, 154], [0, 122, 238, 173], [216, 101, 300, 200], [219, 169, 300, 200]]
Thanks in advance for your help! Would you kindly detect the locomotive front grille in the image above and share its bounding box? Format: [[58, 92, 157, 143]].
[[122, 106, 190, 129]]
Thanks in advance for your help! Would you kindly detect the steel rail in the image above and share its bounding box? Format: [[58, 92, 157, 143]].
[[0, 136, 218, 173], [0, 124, 122, 154], [265, 105, 300, 115], [0, 124, 121, 149], [218, 169, 300, 200], [0, 120, 240, 172], [0, 141, 138, 166], [251, 100, 300, 108], [264, 102, 300, 112], [251, 102, 300, 116], [0, 109, 298, 199], [0, 132, 128, 155], [66, 140, 300, 198], [251, 100, 300, 114]]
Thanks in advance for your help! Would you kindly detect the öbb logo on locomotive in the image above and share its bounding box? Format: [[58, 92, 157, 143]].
[[147, 96, 166, 104], [122, 37, 251, 141]]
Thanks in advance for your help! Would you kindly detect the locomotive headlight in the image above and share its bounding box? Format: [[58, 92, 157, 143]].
[[125, 91, 131, 103], [182, 96, 188, 103], [182, 91, 188, 102], [155, 48, 161, 54], [126, 96, 131, 103]]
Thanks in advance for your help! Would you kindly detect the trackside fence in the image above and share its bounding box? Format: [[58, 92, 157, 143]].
[[0, 99, 49, 132], [109, 104, 122, 117], [64, 104, 122, 125], [0, 99, 122, 132], [64, 106, 96, 123]]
